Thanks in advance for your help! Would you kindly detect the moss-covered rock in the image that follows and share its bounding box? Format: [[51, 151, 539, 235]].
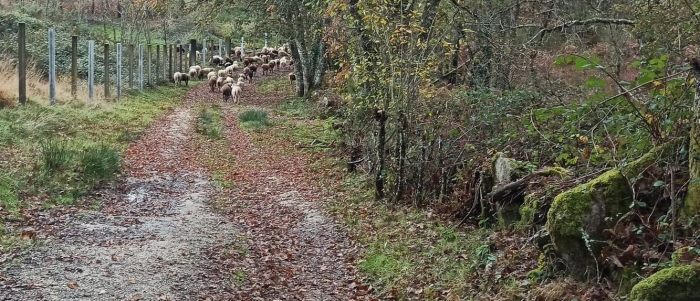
[[628, 265, 700, 301], [519, 193, 540, 227], [672, 247, 700, 266], [545, 141, 680, 279]]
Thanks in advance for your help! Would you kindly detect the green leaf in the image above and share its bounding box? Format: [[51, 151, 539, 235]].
[[574, 57, 589, 70], [653, 180, 666, 187], [636, 201, 648, 208], [585, 77, 606, 88]]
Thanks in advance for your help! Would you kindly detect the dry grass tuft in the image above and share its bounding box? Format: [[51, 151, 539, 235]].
[[0, 58, 111, 106], [0, 89, 14, 108]]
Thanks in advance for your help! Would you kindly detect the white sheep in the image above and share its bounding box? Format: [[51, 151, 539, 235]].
[[173, 72, 182, 85], [216, 76, 226, 91], [231, 84, 242, 104], [208, 77, 217, 92], [226, 65, 238, 76], [173, 72, 190, 86], [217, 69, 227, 78]]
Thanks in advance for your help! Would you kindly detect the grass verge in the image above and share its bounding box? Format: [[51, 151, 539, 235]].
[[0, 85, 183, 257]]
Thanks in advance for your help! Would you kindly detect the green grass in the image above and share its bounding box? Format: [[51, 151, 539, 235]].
[[277, 97, 313, 118], [277, 117, 339, 151], [238, 109, 270, 129], [80, 143, 121, 185], [39, 138, 74, 173], [196, 104, 224, 139], [256, 78, 294, 95], [0, 85, 182, 254]]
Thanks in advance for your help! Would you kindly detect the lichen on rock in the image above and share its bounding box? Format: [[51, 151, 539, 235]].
[[492, 152, 516, 188], [628, 265, 700, 301]]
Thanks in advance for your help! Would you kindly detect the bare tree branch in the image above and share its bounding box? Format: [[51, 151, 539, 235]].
[[525, 17, 636, 44]]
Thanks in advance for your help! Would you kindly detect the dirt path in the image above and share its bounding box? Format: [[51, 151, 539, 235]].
[[0, 74, 374, 300]]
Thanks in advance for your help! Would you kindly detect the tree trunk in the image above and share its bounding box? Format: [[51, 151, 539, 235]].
[[449, 22, 463, 85], [348, 0, 371, 95], [419, 0, 441, 42], [375, 109, 388, 200], [684, 58, 700, 216], [295, 37, 312, 97], [472, 32, 493, 88], [395, 112, 408, 202], [289, 40, 305, 97], [312, 33, 325, 88]]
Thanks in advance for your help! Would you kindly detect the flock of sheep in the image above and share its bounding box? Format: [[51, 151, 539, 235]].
[[172, 44, 295, 103]]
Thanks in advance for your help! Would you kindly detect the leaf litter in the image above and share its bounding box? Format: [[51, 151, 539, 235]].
[[1, 73, 375, 300]]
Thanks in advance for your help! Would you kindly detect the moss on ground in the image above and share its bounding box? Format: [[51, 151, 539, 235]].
[[629, 265, 700, 301]]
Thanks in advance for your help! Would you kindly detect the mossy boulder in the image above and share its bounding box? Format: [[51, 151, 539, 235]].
[[545, 141, 680, 279], [519, 193, 540, 227], [628, 265, 700, 301]]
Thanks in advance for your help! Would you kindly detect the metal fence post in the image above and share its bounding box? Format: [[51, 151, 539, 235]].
[[48, 28, 56, 105], [104, 43, 110, 98], [18, 22, 26, 105], [88, 40, 94, 101], [117, 43, 122, 100], [71, 35, 77, 98]]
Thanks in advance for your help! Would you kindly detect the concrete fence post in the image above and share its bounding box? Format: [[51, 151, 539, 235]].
[[202, 38, 207, 66], [169, 44, 173, 82], [138, 45, 143, 91], [225, 36, 231, 59], [189, 39, 196, 68], [153, 44, 160, 86], [240, 37, 245, 57]]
